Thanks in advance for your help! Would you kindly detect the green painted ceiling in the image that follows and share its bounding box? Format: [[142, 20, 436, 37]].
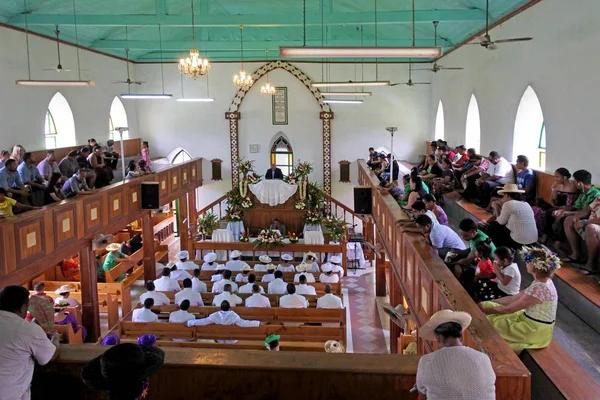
[[0, 0, 535, 62]]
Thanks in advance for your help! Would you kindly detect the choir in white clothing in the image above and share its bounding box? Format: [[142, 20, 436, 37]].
[[277, 254, 296, 272], [174, 281, 204, 306], [319, 263, 340, 283], [267, 272, 288, 294], [296, 275, 317, 295], [186, 301, 260, 328], [329, 256, 345, 277], [254, 255, 273, 272], [140, 281, 171, 305], [212, 288, 243, 306], [169, 300, 196, 323], [225, 250, 249, 271], [317, 286, 344, 309], [245, 290, 271, 308], [153, 268, 182, 292], [238, 275, 264, 294], [294, 264, 316, 283], [132, 298, 159, 322], [235, 265, 252, 283], [200, 252, 219, 271], [191, 272, 208, 293], [211, 270, 239, 293], [175, 250, 198, 270], [279, 283, 309, 308]]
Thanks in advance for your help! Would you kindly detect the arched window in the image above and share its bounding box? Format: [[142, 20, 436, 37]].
[[45, 92, 75, 149], [513, 86, 545, 170], [109, 97, 129, 140], [434, 101, 445, 141], [172, 149, 192, 165], [465, 94, 481, 153], [270, 136, 293, 176]]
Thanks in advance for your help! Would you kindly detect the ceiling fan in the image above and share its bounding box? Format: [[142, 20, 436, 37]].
[[414, 21, 464, 73], [41, 25, 83, 73], [114, 27, 144, 86], [469, 0, 533, 50]]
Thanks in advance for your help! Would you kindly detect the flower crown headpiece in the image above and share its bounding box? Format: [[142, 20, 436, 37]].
[[519, 246, 561, 272]]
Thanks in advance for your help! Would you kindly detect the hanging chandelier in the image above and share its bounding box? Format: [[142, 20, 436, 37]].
[[260, 49, 276, 95], [179, 0, 210, 79], [233, 25, 253, 89]]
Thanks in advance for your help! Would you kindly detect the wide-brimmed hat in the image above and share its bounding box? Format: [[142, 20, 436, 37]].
[[82, 344, 165, 392], [419, 309, 472, 341], [497, 183, 525, 195], [216, 264, 226, 271], [230, 250, 243, 259], [296, 263, 308, 272], [266, 264, 275, 271], [329, 255, 342, 264], [177, 250, 189, 259], [281, 254, 293, 261], [242, 265, 251, 272], [305, 251, 317, 260], [54, 299, 69, 310], [204, 252, 217, 263], [166, 261, 176, 269], [324, 340, 346, 353], [259, 255, 272, 263], [106, 243, 121, 252], [54, 285, 74, 295], [321, 263, 333, 273]]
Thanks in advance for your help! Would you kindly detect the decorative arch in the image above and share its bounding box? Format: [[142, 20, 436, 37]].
[[45, 92, 76, 148], [465, 94, 481, 153], [109, 97, 129, 140], [434, 101, 445, 141], [513, 86, 545, 170], [225, 60, 333, 196], [167, 146, 193, 165]]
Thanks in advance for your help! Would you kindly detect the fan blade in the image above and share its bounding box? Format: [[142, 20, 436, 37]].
[[413, 82, 431, 85], [390, 83, 406, 87], [493, 37, 533, 44], [412, 68, 433, 71], [487, 43, 499, 50], [439, 67, 464, 70]]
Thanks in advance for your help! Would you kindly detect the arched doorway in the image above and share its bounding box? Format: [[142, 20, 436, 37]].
[[513, 86, 545, 170], [465, 94, 481, 153], [434, 101, 445, 141], [45, 92, 76, 148], [109, 97, 129, 140]]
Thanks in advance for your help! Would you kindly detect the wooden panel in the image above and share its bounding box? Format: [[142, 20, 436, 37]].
[[180, 163, 190, 186], [243, 191, 306, 235], [127, 179, 142, 212], [211, 158, 223, 181], [53, 204, 77, 247], [118, 138, 142, 158], [535, 170, 555, 205], [82, 197, 105, 236], [158, 170, 170, 200], [170, 167, 181, 192], [14, 217, 46, 267], [108, 188, 125, 220]]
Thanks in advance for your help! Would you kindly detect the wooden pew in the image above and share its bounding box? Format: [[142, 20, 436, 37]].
[[157, 291, 322, 308], [191, 281, 341, 295], [119, 338, 329, 352], [54, 322, 83, 344], [106, 248, 145, 283], [196, 270, 338, 282]]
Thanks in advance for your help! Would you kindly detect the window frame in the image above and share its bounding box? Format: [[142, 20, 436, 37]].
[[171, 149, 193, 165], [270, 137, 294, 176], [45, 108, 58, 149]]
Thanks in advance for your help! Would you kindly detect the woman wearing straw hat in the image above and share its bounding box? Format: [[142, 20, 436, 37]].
[[416, 310, 496, 400], [102, 242, 132, 282], [481, 183, 538, 249], [53, 285, 80, 308]]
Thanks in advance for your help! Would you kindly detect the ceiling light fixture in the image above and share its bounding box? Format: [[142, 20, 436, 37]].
[[179, 0, 210, 79], [260, 49, 276, 96], [279, 46, 442, 59], [16, 80, 95, 87], [323, 99, 364, 104], [321, 92, 372, 96], [233, 25, 254, 89], [177, 69, 214, 102], [120, 94, 173, 99], [311, 81, 390, 88]]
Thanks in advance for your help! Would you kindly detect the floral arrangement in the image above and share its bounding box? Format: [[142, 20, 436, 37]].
[[238, 158, 255, 176], [288, 232, 299, 243], [294, 199, 306, 210], [295, 161, 313, 202], [520, 246, 561, 272], [239, 232, 250, 242], [227, 188, 254, 211], [306, 182, 325, 210], [240, 196, 254, 209], [295, 161, 313, 177], [247, 172, 262, 184], [224, 205, 243, 222], [303, 210, 323, 225], [256, 229, 284, 249], [195, 212, 219, 238], [324, 216, 349, 242], [284, 172, 298, 185]]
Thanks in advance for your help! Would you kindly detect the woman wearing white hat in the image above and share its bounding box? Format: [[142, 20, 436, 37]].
[[482, 183, 538, 249], [277, 254, 296, 272], [293, 263, 316, 283], [175, 250, 197, 270], [302, 252, 320, 273], [53, 285, 80, 308], [226, 250, 248, 271], [319, 264, 339, 283], [416, 310, 496, 400], [254, 255, 272, 272], [261, 264, 276, 283], [329, 255, 345, 277], [201, 252, 218, 271], [235, 265, 253, 283]]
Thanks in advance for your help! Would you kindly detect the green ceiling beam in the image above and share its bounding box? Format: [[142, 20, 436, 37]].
[[9, 9, 484, 27]]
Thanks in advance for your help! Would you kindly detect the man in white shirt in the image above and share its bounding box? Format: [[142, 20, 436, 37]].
[[235, 265, 252, 283], [175, 250, 197, 270], [174, 278, 204, 306], [154, 267, 182, 292], [188, 300, 260, 328], [211, 265, 225, 282], [328, 256, 345, 278], [225, 250, 249, 271], [279, 283, 309, 308], [317, 285, 344, 309], [191, 269, 208, 293], [476, 151, 515, 207], [296, 275, 317, 295], [415, 214, 468, 260], [239, 274, 265, 294], [277, 253, 296, 272], [201, 252, 219, 271], [0, 286, 60, 400], [245, 285, 272, 308], [53, 285, 81, 308], [268, 270, 288, 294], [211, 270, 239, 293], [261, 264, 276, 283], [293, 264, 316, 283], [169, 299, 196, 323], [132, 298, 160, 322], [254, 254, 272, 272], [168, 262, 192, 281], [319, 263, 340, 283], [140, 280, 171, 306], [212, 284, 243, 306]]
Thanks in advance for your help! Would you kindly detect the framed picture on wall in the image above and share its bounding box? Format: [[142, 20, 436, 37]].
[[272, 87, 288, 125]]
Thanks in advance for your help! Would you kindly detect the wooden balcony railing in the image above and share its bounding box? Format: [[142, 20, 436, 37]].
[[358, 160, 531, 400]]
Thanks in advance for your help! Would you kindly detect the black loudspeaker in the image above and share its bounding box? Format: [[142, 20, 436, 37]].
[[353, 187, 372, 214], [141, 182, 160, 209]]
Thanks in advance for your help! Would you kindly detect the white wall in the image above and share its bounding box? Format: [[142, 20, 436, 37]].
[[135, 62, 431, 209], [430, 0, 600, 178], [0, 26, 139, 151]]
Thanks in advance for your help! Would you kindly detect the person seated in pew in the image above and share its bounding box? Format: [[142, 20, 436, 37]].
[[452, 145, 469, 168], [226, 250, 249, 271], [191, 269, 208, 293], [261, 264, 276, 283], [62, 168, 94, 198], [211, 270, 239, 293], [140, 281, 170, 306], [201, 252, 219, 270], [264, 334, 280, 351], [169, 300, 196, 323], [54, 299, 87, 341], [471, 151, 515, 208], [153, 267, 182, 292], [399, 200, 439, 232], [268, 270, 287, 294], [269, 218, 286, 236], [168, 262, 193, 281], [212, 284, 242, 307], [319, 263, 339, 283], [245, 285, 271, 308], [329, 255, 345, 277], [53, 285, 80, 308], [132, 298, 159, 323], [303, 251, 321, 273], [317, 285, 343, 309], [296, 275, 317, 295], [186, 300, 261, 343], [479, 246, 560, 354], [277, 253, 296, 272], [102, 243, 132, 282], [239, 274, 265, 294], [294, 264, 316, 283], [235, 265, 252, 283], [279, 283, 309, 308], [402, 175, 427, 210], [488, 247, 522, 299], [562, 195, 600, 273], [174, 278, 204, 306], [175, 250, 197, 271], [27, 282, 55, 331], [254, 255, 274, 272], [211, 264, 225, 282], [414, 215, 467, 260], [120, 233, 143, 256], [423, 194, 449, 226], [446, 219, 496, 282], [431, 159, 457, 201], [0, 188, 37, 218]]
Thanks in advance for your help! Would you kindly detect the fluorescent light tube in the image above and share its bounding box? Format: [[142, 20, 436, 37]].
[[323, 99, 364, 104], [321, 92, 372, 97], [16, 80, 95, 87], [120, 94, 173, 99], [280, 46, 442, 58], [176, 98, 215, 102], [311, 81, 390, 88]]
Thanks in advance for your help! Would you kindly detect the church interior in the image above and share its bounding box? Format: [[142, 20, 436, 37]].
[[0, 0, 599, 399]]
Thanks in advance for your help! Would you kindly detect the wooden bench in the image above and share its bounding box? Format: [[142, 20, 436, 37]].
[[54, 321, 83, 344], [119, 337, 329, 351], [157, 291, 322, 308], [196, 270, 338, 282], [106, 248, 145, 283], [193, 281, 341, 295]]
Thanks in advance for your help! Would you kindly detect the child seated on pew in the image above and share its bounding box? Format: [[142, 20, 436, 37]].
[[472, 243, 496, 301]]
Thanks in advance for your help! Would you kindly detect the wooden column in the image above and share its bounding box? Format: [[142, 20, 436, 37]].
[[374, 226, 387, 297], [78, 246, 100, 342], [178, 194, 189, 252], [142, 213, 157, 281], [389, 269, 401, 354], [188, 189, 198, 251]]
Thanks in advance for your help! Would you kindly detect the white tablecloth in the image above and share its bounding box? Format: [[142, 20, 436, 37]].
[[249, 180, 297, 206], [346, 242, 368, 267], [213, 229, 233, 260], [226, 221, 245, 241], [304, 231, 325, 245], [303, 224, 322, 233]]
